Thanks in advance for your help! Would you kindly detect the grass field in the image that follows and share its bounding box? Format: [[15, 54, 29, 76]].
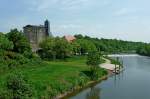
[[0, 56, 107, 98]]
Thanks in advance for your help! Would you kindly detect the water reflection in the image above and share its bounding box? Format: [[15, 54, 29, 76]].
[[86, 87, 101, 99], [70, 56, 150, 99]]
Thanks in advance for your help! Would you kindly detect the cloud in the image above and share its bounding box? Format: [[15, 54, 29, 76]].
[[28, 0, 111, 12], [28, 0, 92, 11]]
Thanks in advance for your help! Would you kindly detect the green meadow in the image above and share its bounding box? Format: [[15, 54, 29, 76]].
[[0, 56, 107, 98]]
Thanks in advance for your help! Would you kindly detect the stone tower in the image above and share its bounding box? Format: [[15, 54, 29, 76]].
[[23, 20, 52, 52], [44, 20, 52, 36]]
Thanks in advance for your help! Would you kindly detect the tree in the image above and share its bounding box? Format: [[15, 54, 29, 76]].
[[0, 33, 13, 51], [76, 39, 97, 55], [39, 37, 55, 59], [74, 34, 84, 39], [86, 51, 101, 80], [6, 29, 31, 54], [39, 37, 71, 60], [54, 37, 71, 59], [71, 41, 81, 55]]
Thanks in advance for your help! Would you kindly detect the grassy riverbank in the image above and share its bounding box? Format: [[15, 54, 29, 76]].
[[0, 56, 107, 98]]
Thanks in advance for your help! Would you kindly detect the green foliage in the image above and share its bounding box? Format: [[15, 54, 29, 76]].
[[74, 34, 84, 39], [39, 37, 71, 60], [54, 37, 72, 59], [6, 29, 31, 54], [86, 51, 102, 80], [74, 34, 146, 54], [0, 55, 107, 98], [137, 44, 150, 56], [0, 33, 13, 50], [75, 39, 97, 55], [46, 86, 58, 99], [2, 51, 29, 67], [71, 41, 81, 55], [86, 51, 101, 66], [0, 72, 32, 99], [78, 72, 89, 87]]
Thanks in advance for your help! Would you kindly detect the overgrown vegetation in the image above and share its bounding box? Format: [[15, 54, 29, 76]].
[[0, 56, 107, 98], [39, 37, 72, 60], [74, 34, 148, 54], [1, 29, 150, 98], [136, 44, 150, 56], [86, 51, 103, 80], [0, 29, 39, 72], [0, 73, 33, 99], [0, 29, 107, 98]]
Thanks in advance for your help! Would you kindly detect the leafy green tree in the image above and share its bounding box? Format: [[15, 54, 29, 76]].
[[0, 33, 13, 50], [6, 29, 31, 54], [39, 37, 71, 60], [76, 39, 97, 55], [71, 41, 81, 55], [54, 37, 71, 59], [86, 51, 101, 80], [39, 37, 55, 59], [74, 34, 84, 39]]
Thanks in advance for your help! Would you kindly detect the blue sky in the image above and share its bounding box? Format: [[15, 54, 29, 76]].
[[0, 0, 150, 42]]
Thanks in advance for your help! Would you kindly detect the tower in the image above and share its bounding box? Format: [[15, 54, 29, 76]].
[[44, 20, 52, 36]]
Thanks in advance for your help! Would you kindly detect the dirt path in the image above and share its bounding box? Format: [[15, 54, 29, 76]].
[[99, 58, 119, 71]]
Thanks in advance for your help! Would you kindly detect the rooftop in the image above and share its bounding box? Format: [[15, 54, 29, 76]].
[[64, 35, 76, 42]]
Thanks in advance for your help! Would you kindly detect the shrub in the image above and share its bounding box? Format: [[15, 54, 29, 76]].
[[78, 72, 89, 87], [86, 51, 101, 80], [8, 60, 19, 68], [46, 86, 58, 99], [6, 72, 33, 99], [3, 51, 29, 67], [0, 33, 14, 50]]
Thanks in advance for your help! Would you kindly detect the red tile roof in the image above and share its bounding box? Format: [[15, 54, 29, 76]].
[[64, 35, 76, 42]]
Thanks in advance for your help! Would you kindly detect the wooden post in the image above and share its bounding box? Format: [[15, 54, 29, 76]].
[[115, 62, 116, 73]]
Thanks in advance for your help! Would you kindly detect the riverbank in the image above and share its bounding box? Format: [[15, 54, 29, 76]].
[[0, 56, 107, 98], [100, 58, 119, 71], [58, 58, 115, 99], [58, 75, 109, 99], [69, 55, 150, 99]]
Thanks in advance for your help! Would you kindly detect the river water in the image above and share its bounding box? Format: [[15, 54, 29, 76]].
[[70, 55, 150, 99]]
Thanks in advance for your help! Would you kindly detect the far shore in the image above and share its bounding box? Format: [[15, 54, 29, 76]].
[[107, 54, 140, 57], [59, 58, 112, 99]]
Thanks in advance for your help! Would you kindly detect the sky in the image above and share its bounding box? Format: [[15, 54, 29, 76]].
[[0, 0, 150, 42]]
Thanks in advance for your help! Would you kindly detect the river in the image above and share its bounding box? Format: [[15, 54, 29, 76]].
[[69, 55, 150, 99]]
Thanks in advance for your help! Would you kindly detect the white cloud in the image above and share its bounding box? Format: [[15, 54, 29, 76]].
[[28, 0, 91, 11], [28, 0, 111, 12]]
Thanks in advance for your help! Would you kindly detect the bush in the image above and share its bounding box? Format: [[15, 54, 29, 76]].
[[8, 60, 19, 68], [78, 72, 89, 87], [5, 72, 33, 99], [3, 51, 29, 67], [39, 37, 72, 60], [46, 86, 58, 99], [0, 33, 14, 50]]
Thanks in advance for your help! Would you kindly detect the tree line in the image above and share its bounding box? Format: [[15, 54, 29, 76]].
[[1, 28, 150, 98], [1, 29, 150, 63]]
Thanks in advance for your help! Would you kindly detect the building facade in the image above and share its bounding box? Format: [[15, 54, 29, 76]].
[[23, 20, 52, 51]]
